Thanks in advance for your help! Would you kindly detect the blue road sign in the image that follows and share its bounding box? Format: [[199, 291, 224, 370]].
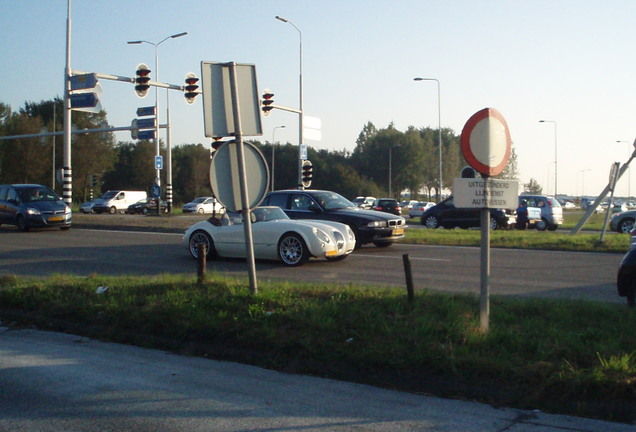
[[138, 130, 155, 140], [70, 73, 98, 91], [155, 155, 163, 170], [137, 117, 156, 129], [70, 92, 99, 109], [136, 106, 156, 117], [151, 183, 161, 198]]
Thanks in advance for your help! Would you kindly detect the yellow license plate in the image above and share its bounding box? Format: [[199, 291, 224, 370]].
[[49, 216, 63, 222], [393, 228, 404, 235]]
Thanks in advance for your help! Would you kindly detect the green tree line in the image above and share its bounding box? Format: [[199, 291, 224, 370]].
[[0, 99, 520, 205]]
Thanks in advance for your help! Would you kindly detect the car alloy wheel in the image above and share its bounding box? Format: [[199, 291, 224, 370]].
[[423, 215, 439, 229], [278, 233, 309, 266], [189, 230, 216, 259], [619, 218, 635, 234]]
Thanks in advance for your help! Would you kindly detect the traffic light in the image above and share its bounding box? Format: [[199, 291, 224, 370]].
[[211, 137, 224, 152], [89, 174, 97, 188], [301, 159, 313, 188], [134, 63, 151, 98], [261, 89, 274, 116], [184, 73, 199, 104]]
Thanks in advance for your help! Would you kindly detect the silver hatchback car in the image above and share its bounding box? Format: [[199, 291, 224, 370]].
[[518, 195, 563, 231]]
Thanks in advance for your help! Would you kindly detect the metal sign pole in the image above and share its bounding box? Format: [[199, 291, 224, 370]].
[[228, 62, 258, 294], [479, 179, 490, 333]]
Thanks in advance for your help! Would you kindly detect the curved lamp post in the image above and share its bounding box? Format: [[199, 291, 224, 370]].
[[128, 31, 187, 212], [539, 120, 557, 198], [275, 15, 304, 188], [413, 77, 442, 202]]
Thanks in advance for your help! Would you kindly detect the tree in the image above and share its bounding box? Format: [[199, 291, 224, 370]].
[[524, 178, 543, 194]]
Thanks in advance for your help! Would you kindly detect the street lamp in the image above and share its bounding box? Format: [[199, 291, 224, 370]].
[[128, 31, 187, 212], [539, 120, 557, 198], [413, 77, 442, 202], [389, 145, 401, 197], [271, 125, 286, 191], [275, 15, 304, 188], [617, 140, 632, 198], [579, 168, 591, 197]]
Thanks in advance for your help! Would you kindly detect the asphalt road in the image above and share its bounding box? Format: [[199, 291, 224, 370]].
[[0, 226, 624, 304], [0, 328, 632, 432]]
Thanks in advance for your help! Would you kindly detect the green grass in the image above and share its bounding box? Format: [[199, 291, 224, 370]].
[[1, 273, 634, 422]]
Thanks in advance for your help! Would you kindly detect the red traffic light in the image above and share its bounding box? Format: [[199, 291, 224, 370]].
[[135, 63, 151, 98], [261, 89, 274, 116], [184, 73, 199, 104]]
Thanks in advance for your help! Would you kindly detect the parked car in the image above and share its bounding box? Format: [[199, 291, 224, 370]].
[[79, 199, 95, 214], [352, 196, 376, 210], [518, 194, 563, 231], [126, 197, 168, 214], [610, 209, 636, 234], [182, 196, 225, 214], [408, 201, 435, 218], [400, 200, 418, 210], [516, 199, 542, 230], [0, 184, 72, 231], [183, 206, 355, 266], [613, 202, 628, 213], [93, 190, 147, 214], [616, 228, 636, 307], [420, 196, 514, 230], [372, 198, 401, 216], [262, 189, 407, 248]]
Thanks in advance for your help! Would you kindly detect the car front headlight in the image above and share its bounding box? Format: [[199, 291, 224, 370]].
[[312, 227, 331, 244], [367, 220, 387, 228], [26, 207, 41, 215]]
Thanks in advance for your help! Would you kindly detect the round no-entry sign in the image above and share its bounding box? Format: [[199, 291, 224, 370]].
[[460, 108, 511, 177]]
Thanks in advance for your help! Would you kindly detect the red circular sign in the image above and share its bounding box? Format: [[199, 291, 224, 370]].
[[460, 108, 511, 177]]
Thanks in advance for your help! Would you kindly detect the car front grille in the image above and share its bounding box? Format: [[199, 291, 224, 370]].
[[387, 219, 404, 227]]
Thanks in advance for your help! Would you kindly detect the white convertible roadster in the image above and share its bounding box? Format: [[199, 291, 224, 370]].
[[183, 206, 356, 266]]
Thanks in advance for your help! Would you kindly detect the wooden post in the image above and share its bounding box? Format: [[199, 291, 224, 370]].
[[402, 254, 414, 303], [197, 243, 206, 284]]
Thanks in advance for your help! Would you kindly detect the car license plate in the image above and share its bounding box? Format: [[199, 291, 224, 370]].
[[49, 216, 63, 222], [393, 228, 404, 235]]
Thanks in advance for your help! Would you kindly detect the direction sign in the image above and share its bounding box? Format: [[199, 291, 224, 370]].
[[137, 117, 156, 129], [460, 108, 511, 177], [70, 73, 98, 91], [136, 106, 156, 117], [70, 92, 99, 109], [136, 130, 155, 140]]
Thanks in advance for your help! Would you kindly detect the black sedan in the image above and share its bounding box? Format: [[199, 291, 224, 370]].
[[262, 189, 407, 247], [420, 196, 515, 230], [126, 198, 168, 214], [617, 229, 636, 307]]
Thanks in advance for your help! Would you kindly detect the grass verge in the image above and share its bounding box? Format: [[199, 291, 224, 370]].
[[1, 273, 634, 423]]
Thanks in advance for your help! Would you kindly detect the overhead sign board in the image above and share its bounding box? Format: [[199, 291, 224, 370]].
[[201, 61, 262, 138], [70, 92, 99, 109], [460, 108, 511, 177], [453, 178, 518, 209], [137, 117, 156, 129]]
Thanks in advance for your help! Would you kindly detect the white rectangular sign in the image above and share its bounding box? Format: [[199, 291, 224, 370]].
[[201, 62, 263, 138], [453, 178, 518, 209]]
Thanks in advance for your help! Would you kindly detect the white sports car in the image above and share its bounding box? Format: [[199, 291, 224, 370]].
[[183, 206, 356, 266]]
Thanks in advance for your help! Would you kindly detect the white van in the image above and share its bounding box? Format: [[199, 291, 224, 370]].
[[92, 190, 147, 214]]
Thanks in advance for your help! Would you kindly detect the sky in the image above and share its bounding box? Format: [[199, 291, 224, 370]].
[[1, 0, 635, 198]]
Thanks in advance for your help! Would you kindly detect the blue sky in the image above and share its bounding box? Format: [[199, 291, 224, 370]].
[[2, 1, 635, 198]]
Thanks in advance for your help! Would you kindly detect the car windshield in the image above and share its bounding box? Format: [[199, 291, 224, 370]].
[[19, 186, 59, 203], [313, 192, 356, 210], [223, 207, 288, 225]]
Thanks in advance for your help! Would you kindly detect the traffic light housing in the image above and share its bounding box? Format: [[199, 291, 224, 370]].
[[211, 137, 224, 152], [89, 174, 97, 188], [301, 159, 313, 188], [184, 73, 199, 104], [134, 63, 151, 98], [261, 89, 274, 116]]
